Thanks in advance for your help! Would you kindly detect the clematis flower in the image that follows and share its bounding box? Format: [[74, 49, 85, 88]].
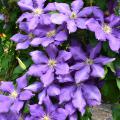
[[30, 23, 68, 47], [17, 0, 56, 30], [27, 45, 72, 87], [70, 42, 115, 81], [51, 0, 103, 33], [25, 97, 67, 120], [0, 111, 22, 120], [0, 74, 34, 113], [86, 14, 120, 52], [59, 74, 101, 115], [24, 81, 60, 105], [11, 22, 43, 50]]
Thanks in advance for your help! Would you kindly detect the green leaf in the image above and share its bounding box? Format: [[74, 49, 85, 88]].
[[106, 63, 115, 73], [116, 78, 120, 90], [112, 104, 120, 120]]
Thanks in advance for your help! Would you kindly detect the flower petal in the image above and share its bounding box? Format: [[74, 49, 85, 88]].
[[34, 0, 46, 8], [94, 56, 115, 65], [75, 66, 90, 83], [71, 0, 84, 13], [30, 37, 42, 47], [55, 63, 69, 75], [51, 13, 68, 25], [59, 86, 75, 103], [41, 68, 54, 87], [0, 81, 14, 93], [82, 84, 101, 106], [67, 20, 77, 33], [72, 87, 86, 116], [91, 64, 104, 78], [38, 89, 46, 104], [90, 42, 101, 59], [30, 50, 48, 64], [16, 40, 30, 50], [76, 18, 87, 29], [47, 84, 60, 96], [55, 31, 68, 41], [19, 90, 34, 100]]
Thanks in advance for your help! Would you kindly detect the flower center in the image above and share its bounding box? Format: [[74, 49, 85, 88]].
[[70, 12, 77, 19], [46, 30, 56, 38], [85, 58, 93, 65], [28, 33, 34, 39], [48, 59, 57, 67], [41, 115, 51, 120], [33, 8, 43, 15], [103, 24, 112, 34], [10, 90, 18, 99]]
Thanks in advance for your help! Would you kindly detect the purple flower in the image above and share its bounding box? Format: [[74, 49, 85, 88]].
[[51, 0, 103, 33], [86, 14, 120, 52], [30, 23, 68, 47], [0, 74, 34, 113], [25, 97, 67, 120], [59, 75, 101, 115], [11, 22, 43, 50], [24, 82, 60, 104], [0, 111, 22, 120], [17, 0, 56, 30], [27, 45, 72, 87], [70, 42, 115, 81]]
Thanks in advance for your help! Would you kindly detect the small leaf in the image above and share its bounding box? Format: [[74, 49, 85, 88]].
[[16, 57, 26, 70], [106, 63, 115, 73]]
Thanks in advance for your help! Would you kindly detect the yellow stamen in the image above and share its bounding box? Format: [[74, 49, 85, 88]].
[[85, 58, 93, 65], [34, 8, 43, 15], [48, 59, 57, 67], [10, 90, 18, 99], [103, 24, 112, 34], [46, 30, 56, 38], [70, 12, 77, 19]]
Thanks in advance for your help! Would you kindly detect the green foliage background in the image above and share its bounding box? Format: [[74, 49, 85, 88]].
[[0, 0, 120, 119]]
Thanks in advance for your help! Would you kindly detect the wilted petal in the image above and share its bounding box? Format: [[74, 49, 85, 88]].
[[55, 63, 69, 75], [75, 66, 90, 83], [91, 64, 104, 78], [41, 68, 54, 87], [16, 74, 27, 89], [51, 13, 68, 24], [30, 50, 48, 64], [59, 86, 75, 103], [82, 84, 101, 106], [11, 33, 28, 43], [47, 84, 60, 96], [10, 100, 24, 113], [57, 50, 72, 62], [29, 104, 44, 117], [94, 56, 115, 65], [72, 87, 86, 116], [67, 20, 77, 33], [19, 90, 34, 100], [107, 34, 120, 52], [55, 31, 67, 41], [90, 42, 101, 59], [55, 2, 71, 14], [71, 0, 84, 13], [16, 40, 30, 50], [0, 81, 14, 93], [76, 18, 87, 29], [25, 82, 43, 92]]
